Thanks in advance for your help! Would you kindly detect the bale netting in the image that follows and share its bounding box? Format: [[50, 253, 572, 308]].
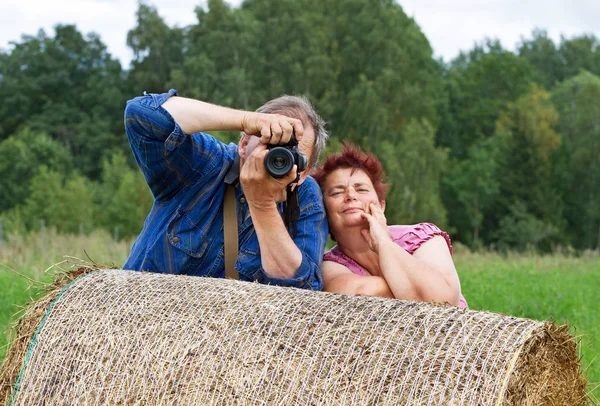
[[0, 268, 587, 405]]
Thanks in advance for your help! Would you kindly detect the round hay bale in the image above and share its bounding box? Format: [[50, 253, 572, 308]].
[[0, 268, 587, 405]]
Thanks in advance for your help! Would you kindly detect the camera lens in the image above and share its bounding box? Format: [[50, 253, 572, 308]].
[[274, 157, 286, 168], [265, 147, 294, 178]]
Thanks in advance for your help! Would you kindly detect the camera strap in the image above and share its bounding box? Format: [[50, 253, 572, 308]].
[[223, 155, 241, 280], [223, 184, 240, 280], [283, 185, 301, 238]]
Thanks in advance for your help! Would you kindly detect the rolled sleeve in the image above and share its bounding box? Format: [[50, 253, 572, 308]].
[[259, 250, 324, 290]]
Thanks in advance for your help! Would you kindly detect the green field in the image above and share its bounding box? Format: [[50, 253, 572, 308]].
[[1, 231, 598, 402]]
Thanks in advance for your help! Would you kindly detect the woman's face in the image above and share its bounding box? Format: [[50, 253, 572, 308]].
[[322, 167, 384, 234]]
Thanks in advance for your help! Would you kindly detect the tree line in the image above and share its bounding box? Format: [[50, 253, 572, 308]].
[[1, 0, 599, 251]]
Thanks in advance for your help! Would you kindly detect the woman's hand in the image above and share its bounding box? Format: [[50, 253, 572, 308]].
[[241, 112, 304, 145], [360, 203, 392, 254]]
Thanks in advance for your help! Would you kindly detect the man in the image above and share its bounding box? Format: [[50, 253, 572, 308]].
[[123, 89, 329, 290]]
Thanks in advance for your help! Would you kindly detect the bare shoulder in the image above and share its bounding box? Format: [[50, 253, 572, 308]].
[[413, 235, 452, 258], [412, 235, 459, 288]]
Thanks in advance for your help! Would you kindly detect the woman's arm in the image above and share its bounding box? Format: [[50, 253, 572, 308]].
[[378, 236, 461, 305], [361, 204, 460, 305], [322, 261, 394, 298]]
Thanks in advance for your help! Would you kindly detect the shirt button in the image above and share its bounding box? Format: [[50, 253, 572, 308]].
[[240, 197, 246, 204], [172, 236, 179, 244]]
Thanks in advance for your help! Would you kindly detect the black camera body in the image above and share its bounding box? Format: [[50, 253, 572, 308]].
[[265, 135, 307, 179]]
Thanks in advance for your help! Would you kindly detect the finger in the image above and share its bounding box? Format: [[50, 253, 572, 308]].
[[253, 148, 269, 173], [290, 119, 304, 141], [240, 154, 257, 182], [362, 212, 385, 235], [360, 212, 375, 225], [252, 143, 268, 155], [245, 144, 266, 170], [245, 149, 259, 173], [369, 203, 380, 217], [282, 164, 298, 185], [280, 121, 293, 144], [250, 144, 268, 168], [270, 122, 283, 144], [260, 125, 271, 144], [370, 203, 386, 221]]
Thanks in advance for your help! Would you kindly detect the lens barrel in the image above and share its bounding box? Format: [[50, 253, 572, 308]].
[[265, 147, 295, 178]]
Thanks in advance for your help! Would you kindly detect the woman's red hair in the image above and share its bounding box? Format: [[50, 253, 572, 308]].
[[312, 142, 389, 201]]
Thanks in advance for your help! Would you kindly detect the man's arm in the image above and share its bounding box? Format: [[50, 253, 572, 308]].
[[240, 143, 304, 279], [248, 204, 303, 279], [161, 96, 246, 134], [240, 177, 328, 290], [125, 90, 223, 200], [161, 95, 304, 143]]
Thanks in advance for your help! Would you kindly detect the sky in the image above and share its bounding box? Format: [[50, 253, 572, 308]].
[[1, 0, 599, 68]]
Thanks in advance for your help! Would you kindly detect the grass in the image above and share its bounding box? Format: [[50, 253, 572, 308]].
[[0, 228, 133, 362], [0, 231, 598, 401]]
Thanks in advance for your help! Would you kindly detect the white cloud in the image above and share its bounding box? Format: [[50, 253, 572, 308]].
[[0, 0, 598, 68], [400, 0, 600, 61]]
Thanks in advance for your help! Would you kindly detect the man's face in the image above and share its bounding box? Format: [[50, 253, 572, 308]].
[[240, 125, 315, 202]]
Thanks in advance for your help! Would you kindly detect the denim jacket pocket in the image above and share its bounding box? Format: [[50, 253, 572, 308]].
[[167, 210, 209, 258]]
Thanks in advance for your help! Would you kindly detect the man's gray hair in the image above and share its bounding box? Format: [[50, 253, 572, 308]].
[[256, 95, 329, 169]]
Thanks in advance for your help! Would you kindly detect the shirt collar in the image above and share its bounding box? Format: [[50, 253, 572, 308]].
[[224, 154, 240, 186]]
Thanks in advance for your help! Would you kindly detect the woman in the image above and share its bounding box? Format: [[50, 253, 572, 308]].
[[312, 143, 467, 308]]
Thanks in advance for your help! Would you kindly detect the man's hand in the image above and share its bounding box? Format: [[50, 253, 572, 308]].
[[240, 144, 298, 209], [360, 203, 392, 254], [241, 112, 304, 145]]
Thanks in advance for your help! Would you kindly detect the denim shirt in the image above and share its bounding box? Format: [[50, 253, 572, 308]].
[[123, 90, 327, 290]]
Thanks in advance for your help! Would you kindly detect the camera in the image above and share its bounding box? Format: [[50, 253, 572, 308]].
[[265, 133, 307, 178]]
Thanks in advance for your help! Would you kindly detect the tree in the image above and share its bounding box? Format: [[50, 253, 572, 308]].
[[438, 40, 536, 158], [19, 167, 95, 234], [0, 128, 73, 212], [375, 119, 448, 228], [444, 137, 500, 247], [492, 86, 563, 249], [95, 151, 153, 239], [519, 31, 600, 89], [60, 175, 96, 234], [326, 0, 443, 139], [558, 34, 600, 80], [518, 29, 565, 89], [0, 24, 128, 178], [103, 171, 153, 239], [127, 1, 185, 93], [495, 201, 559, 251], [170, 0, 260, 109], [552, 71, 600, 249]]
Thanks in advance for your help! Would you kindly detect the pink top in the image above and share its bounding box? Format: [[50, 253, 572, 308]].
[[324, 223, 468, 309]]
